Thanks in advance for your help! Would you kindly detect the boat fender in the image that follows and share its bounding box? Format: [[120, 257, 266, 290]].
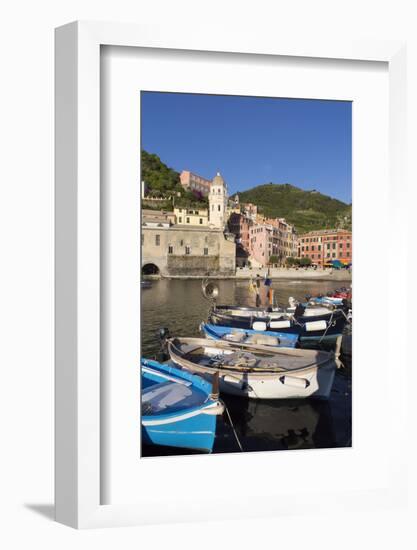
[[270, 320, 291, 329], [305, 320, 327, 332], [279, 375, 310, 389], [252, 321, 267, 331]]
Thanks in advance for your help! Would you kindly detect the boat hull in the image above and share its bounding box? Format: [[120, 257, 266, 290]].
[[167, 339, 337, 400], [142, 403, 221, 452], [215, 361, 336, 399], [141, 359, 223, 453]]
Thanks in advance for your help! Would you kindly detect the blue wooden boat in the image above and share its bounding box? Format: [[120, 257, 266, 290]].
[[141, 358, 223, 453], [308, 296, 343, 306], [201, 322, 299, 348]]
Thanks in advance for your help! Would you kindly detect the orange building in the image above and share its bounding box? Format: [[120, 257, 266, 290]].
[[298, 229, 352, 266]]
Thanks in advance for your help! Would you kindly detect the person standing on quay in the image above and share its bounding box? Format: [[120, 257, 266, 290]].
[[255, 275, 261, 307]]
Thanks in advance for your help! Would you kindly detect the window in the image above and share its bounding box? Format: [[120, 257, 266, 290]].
[[185, 246, 191, 255], [327, 253, 330, 258], [186, 217, 190, 223], [312, 245, 315, 251], [327, 243, 330, 249], [218, 205, 221, 211], [332, 252, 336, 258], [168, 245, 173, 254], [204, 248, 208, 255], [179, 217, 182, 223], [155, 234, 160, 246], [306, 246, 309, 251], [347, 252, 350, 257], [180, 239, 183, 246], [199, 218, 203, 224], [347, 242, 350, 248], [318, 245, 321, 251], [332, 243, 336, 249]]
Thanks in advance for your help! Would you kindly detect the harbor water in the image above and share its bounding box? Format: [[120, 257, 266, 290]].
[[141, 278, 352, 456]]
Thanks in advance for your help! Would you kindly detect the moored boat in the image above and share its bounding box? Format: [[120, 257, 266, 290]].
[[141, 358, 224, 453], [200, 322, 299, 348], [208, 304, 349, 342], [167, 337, 339, 400]]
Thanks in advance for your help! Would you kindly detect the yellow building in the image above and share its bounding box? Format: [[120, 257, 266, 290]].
[[174, 207, 209, 226]]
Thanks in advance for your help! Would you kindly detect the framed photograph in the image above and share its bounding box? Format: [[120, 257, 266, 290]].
[[55, 21, 407, 528]]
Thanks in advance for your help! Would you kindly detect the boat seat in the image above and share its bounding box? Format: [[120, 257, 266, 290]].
[[142, 381, 194, 414], [221, 351, 258, 368], [222, 332, 247, 343]]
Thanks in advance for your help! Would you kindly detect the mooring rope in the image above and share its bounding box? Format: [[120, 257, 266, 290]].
[[224, 404, 244, 452], [318, 310, 334, 344]]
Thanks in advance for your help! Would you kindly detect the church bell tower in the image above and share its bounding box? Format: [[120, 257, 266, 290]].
[[209, 172, 228, 228]]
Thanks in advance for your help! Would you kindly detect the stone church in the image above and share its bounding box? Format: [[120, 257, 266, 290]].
[[141, 172, 236, 277]]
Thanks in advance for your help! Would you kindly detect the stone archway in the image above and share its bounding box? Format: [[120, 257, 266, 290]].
[[142, 263, 161, 278]]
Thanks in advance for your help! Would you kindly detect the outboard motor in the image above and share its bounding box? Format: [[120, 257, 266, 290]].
[[157, 327, 170, 361]]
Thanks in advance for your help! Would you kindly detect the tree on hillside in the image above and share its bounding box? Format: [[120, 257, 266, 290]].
[[141, 150, 207, 206], [141, 150, 182, 194]]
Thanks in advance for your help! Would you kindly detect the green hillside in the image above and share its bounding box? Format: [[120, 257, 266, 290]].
[[141, 150, 182, 194], [237, 183, 351, 233], [141, 150, 207, 207]]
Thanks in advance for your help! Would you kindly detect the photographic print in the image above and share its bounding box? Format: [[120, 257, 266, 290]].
[[140, 92, 352, 457]]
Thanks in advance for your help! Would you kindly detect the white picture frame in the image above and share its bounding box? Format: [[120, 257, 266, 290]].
[[55, 21, 407, 529]]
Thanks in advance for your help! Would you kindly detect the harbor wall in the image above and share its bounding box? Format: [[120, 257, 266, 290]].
[[167, 267, 352, 281], [142, 225, 236, 277]]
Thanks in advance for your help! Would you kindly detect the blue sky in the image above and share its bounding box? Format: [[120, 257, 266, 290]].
[[141, 92, 352, 204]]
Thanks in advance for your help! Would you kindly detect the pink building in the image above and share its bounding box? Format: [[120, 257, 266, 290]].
[[180, 170, 211, 196], [249, 221, 272, 265], [247, 216, 298, 266]]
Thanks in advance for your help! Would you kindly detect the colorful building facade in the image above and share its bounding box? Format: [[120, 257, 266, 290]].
[[297, 229, 352, 266], [228, 212, 297, 267]]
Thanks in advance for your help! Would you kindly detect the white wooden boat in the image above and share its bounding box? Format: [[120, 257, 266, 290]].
[[167, 337, 339, 400]]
